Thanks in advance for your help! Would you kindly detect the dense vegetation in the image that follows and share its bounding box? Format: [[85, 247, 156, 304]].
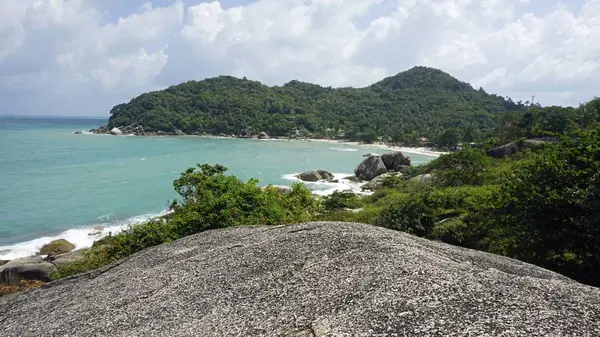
[[53, 120, 600, 287], [107, 66, 529, 145], [50, 71, 600, 289]]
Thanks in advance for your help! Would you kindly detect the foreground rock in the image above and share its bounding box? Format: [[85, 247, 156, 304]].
[[0, 256, 56, 286], [38, 239, 75, 256], [354, 155, 387, 181], [1, 222, 599, 336], [486, 139, 545, 158]]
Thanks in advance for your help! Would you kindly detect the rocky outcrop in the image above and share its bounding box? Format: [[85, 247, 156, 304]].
[[48, 250, 87, 268], [361, 172, 402, 191], [258, 131, 270, 139], [109, 127, 122, 136], [89, 125, 108, 134], [486, 139, 545, 158], [38, 239, 75, 256], [1, 222, 599, 336], [0, 256, 56, 286], [296, 170, 334, 182], [381, 151, 411, 171], [410, 173, 433, 183], [261, 185, 293, 195], [354, 155, 388, 181]]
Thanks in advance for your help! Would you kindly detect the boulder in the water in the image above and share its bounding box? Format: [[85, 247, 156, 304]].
[[381, 151, 411, 171], [354, 155, 387, 181], [38, 239, 75, 256], [296, 170, 334, 182], [110, 127, 123, 136], [0, 256, 56, 285], [258, 131, 270, 139], [316, 170, 334, 180]]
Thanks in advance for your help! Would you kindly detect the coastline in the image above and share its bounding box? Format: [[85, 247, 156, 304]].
[[302, 138, 447, 157], [2, 130, 444, 261], [85, 128, 448, 158]]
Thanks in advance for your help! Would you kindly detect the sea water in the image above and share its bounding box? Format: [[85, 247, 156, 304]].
[[0, 116, 434, 259]]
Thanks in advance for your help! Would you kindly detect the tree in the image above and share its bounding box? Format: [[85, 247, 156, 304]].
[[435, 129, 460, 149], [497, 127, 600, 286]]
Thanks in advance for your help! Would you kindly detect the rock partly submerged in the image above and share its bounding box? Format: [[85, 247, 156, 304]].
[[1, 222, 599, 336], [296, 170, 335, 182], [38, 239, 75, 256]]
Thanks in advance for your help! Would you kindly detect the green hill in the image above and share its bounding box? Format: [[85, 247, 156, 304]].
[[107, 66, 527, 143]]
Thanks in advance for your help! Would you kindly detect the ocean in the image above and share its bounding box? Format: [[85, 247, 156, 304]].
[[0, 116, 434, 260]]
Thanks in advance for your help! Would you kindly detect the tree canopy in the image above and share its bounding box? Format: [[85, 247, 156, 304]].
[[107, 66, 530, 144]]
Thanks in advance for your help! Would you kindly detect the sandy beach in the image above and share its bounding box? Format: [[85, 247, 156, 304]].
[[297, 138, 448, 157]]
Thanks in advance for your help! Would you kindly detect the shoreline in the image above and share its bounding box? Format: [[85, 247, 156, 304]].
[[82, 129, 448, 158], [1, 132, 444, 261], [302, 138, 448, 157]]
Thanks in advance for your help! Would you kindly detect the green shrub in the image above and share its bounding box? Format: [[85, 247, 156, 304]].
[[496, 128, 600, 286], [322, 191, 362, 211], [374, 194, 436, 237], [430, 147, 492, 186], [53, 164, 320, 279]]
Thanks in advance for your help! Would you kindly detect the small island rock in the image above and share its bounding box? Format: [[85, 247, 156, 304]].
[[38, 239, 75, 256], [296, 170, 334, 182]]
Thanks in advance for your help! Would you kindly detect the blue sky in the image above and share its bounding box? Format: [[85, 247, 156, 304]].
[[0, 0, 598, 116]]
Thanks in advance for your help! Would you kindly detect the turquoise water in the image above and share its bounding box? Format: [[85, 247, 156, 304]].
[[0, 116, 434, 259]]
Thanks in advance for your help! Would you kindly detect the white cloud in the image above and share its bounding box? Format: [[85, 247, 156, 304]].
[[0, 0, 599, 115]]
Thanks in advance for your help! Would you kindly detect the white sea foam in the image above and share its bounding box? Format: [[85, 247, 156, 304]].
[[282, 172, 370, 196], [329, 147, 358, 152], [0, 210, 172, 261]]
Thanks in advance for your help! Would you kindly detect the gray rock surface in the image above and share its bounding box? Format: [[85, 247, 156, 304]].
[[49, 250, 87, 268], [38, 239, 75, 256], [296, 170, 334, 182], [0, 256, 56, 286], [361, 172, 402, 191], [261, 185, 293, 195], [258, 131, 270, 139], [354, 155, 388, 181], [381, 151, 411, 171], [109, 127, 122, 136], [410, 173, 433, 183], [486, 139, 545, 158], [1, 222, 600, 336]]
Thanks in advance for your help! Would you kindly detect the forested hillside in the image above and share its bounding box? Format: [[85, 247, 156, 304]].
[[107, 66, 528, 144]]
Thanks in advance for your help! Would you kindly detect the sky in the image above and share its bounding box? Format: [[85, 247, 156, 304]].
[[0, 0, 598, 116]]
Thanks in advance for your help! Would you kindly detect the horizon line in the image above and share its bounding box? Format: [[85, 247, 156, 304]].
[[0, 114, 108, 119]]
